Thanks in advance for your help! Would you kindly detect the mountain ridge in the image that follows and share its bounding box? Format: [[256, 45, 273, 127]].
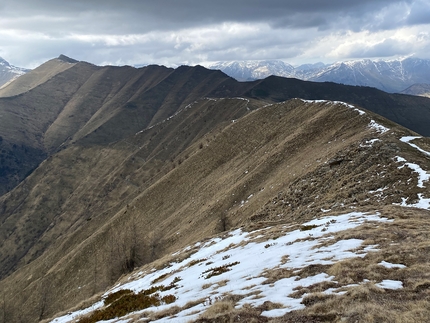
[[0, 57, 430, 322], [1, 60, 430, 199], [2, 97, 429, 322]]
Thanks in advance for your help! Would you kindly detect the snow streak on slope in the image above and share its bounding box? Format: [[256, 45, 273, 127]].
[[393, 137, 430, 209], [51, 212, 393, 323], [400, 136, 430, 157]]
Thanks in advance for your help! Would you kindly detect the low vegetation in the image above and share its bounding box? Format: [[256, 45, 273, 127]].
[[201, 262, 240, 279], [77, 285, 177, 323]]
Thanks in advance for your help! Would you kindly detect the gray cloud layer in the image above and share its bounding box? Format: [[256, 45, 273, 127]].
[[0, 0, 429, 67]]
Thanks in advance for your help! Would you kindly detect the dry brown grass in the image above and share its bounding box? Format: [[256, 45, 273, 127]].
[[261, 267, 295, 284], [4, 96, 430, 323], [289, 281, 339, 299], [199, 300, 235, 320]]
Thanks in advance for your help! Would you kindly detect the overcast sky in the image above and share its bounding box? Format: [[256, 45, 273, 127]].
[[1, 0, 430, 68]]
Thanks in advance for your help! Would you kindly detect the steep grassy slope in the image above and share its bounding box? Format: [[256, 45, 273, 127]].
[[0, 62, 236, 196], [0, 60, 99, 195], [1, 98, 429, 322], [2, 61, 430, 198], [0, 55, 77, 97]]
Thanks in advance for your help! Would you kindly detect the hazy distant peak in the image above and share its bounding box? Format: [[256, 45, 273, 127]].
[[0, 57, 11, 67]]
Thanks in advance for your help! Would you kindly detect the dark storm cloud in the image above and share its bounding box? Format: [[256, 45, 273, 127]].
[[0, 0, 429, 67], [407, 0, 430, 25], [2, 0, 418, 33]]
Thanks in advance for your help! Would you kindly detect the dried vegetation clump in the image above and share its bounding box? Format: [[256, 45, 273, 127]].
[[202, 262, 240, 279], [77, 283, 177, 323]]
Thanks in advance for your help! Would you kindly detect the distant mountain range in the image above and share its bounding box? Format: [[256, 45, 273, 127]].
[[207, 57, 430, 94], [0, 57, 29, 88]]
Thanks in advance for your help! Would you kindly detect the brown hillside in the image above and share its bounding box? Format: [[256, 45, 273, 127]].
[[1, 98, 429, 322], [2, 62, 430, 198]]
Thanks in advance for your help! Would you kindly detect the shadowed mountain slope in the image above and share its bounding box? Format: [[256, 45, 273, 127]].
[[0, 95, 429, 322], [1, 61, 430, 197], [0, 62, 238, 196]]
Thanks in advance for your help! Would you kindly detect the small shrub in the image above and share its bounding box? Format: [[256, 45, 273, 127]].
[[162, 294, 177, 304], [151, 273, 169, 285], [187, 258, 208, 267], [300, 224, 319, 231], [265, 243, 276, 248]]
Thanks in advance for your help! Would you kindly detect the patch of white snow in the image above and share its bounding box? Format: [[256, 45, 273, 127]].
[[369, 120, 389, 134], [378, 261, 406, 269], [400, 136, 430, 157], [376, 280, 403, 290]]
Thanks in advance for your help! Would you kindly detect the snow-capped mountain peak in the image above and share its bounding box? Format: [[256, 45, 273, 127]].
[[207, 57, 430, 93], [0, 57, 29, 88], [207, 60, 295, 81]]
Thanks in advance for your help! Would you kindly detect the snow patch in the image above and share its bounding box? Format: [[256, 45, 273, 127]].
[[369, 120, 389, 134], [378, 261, 406, 269], [397, 160, 430, 188], [376, 280, 403, 290], [51, 212, 392, 323], [400, 136, 430, 157], [50, 301, 104, 323]]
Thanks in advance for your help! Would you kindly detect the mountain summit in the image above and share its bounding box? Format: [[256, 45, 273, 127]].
[[57, 54, 79, 63]]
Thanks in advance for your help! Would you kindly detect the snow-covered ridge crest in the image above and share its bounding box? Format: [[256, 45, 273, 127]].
[[51, 212, 393, 323], [298, 98, 391, 134]]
